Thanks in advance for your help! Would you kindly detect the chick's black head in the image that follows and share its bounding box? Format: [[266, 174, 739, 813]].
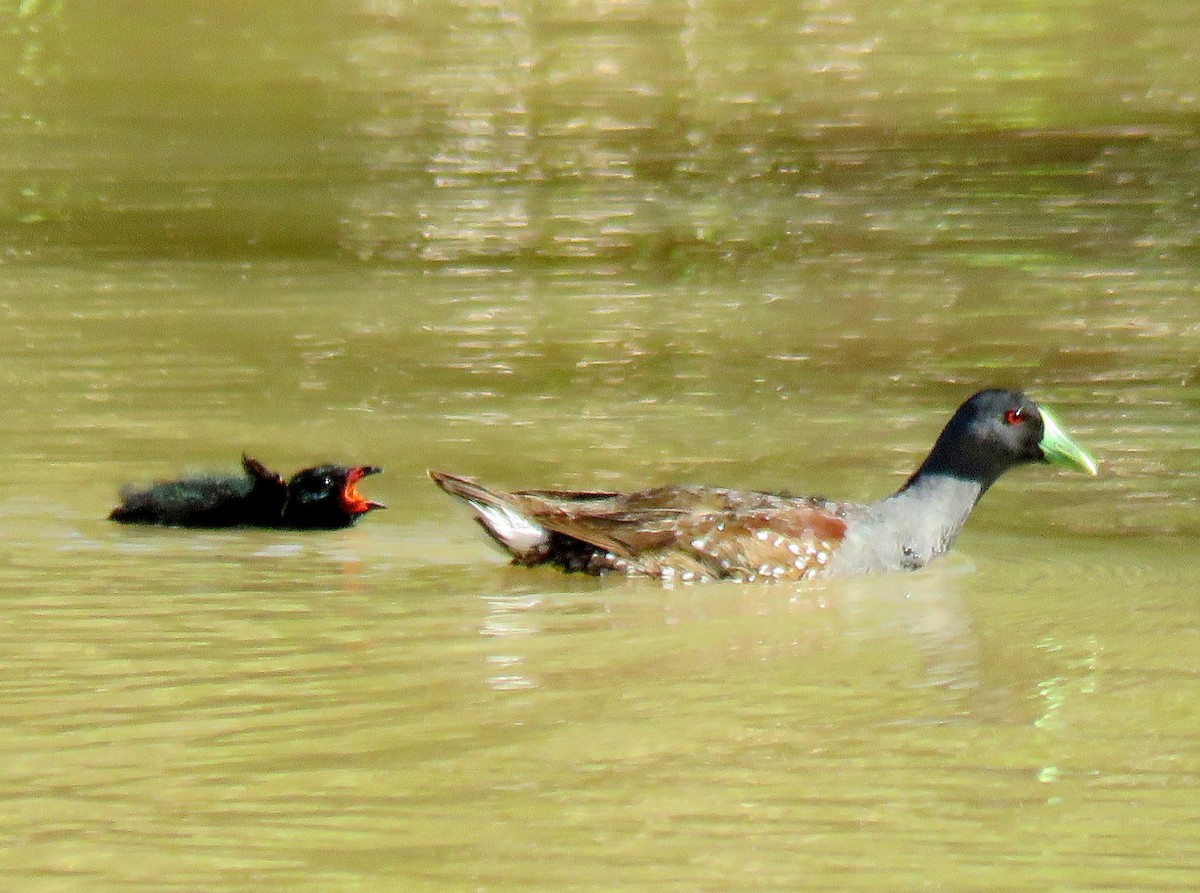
[[282, 464, 385, 529]]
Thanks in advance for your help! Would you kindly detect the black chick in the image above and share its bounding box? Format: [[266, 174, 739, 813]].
[[110, 455, 385, 530]]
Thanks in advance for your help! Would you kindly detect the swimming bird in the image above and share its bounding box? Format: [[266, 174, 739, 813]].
[[110, 455, 384, 529], [429, 389, 1096, 582]]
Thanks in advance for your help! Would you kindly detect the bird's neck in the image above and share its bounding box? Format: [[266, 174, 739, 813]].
[[831, 470, 985, 575], [884, 470, 985, 553]]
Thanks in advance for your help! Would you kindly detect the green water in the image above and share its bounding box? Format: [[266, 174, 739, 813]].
[[2, 2, 1200, 890]]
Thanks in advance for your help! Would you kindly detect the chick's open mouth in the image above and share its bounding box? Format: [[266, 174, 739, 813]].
[[341, 465, 385, 514]]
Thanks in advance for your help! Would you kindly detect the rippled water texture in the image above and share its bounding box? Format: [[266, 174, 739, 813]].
[[2, 2, 1200, 890]]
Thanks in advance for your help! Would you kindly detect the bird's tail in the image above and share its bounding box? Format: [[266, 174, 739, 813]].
[[428, 470, 551, 560]]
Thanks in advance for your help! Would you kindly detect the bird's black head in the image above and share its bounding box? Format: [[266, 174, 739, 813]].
[[282, 464, 385, 529], [913, 389, 1096, 491]]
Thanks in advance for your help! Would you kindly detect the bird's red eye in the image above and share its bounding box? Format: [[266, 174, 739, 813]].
[[1004, 408, 1025, 425]]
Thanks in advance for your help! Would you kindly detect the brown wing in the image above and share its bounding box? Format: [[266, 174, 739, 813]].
[[504, 486, 758, 556], [505, 488, 676, 557]]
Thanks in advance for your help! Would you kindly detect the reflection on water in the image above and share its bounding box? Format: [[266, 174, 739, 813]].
[[475, 558, 983, 702], [2, 0, 1200, 889]]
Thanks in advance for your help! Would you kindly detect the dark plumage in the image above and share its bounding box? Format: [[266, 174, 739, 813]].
[[430, 390, 1097, 582], [110, 456, 385, 530]]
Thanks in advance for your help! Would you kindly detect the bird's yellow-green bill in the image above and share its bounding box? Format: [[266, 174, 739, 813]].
[[1039, 406, 1098, 475]]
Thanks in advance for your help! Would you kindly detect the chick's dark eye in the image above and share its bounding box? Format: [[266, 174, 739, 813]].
[[1004, 408, 1025, 425]]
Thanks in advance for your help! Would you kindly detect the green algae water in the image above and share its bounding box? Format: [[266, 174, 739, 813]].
[[2, 1, 1200, 890]]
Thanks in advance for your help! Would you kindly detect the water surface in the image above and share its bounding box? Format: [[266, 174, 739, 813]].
[[2, 1, 1200, 890]]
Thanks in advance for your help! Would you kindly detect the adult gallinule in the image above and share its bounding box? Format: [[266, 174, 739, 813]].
[[110, 455, 385, 530], [430, 390, 1096, 582]]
